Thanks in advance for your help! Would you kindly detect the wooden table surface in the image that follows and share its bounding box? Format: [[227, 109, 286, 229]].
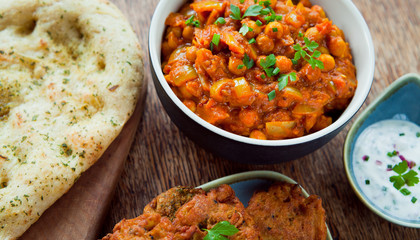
[[101, 0, 420, 239]]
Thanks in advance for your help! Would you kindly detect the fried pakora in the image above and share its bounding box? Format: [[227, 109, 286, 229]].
[[246, 182, 327, 240], [102, 185, 261, 240]]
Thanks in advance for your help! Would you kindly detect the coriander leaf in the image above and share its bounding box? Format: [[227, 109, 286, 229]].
[[230, 4, 242, 20], [278, 74, 289, 91], [390, 175, 405, 190], [402, 170, 419, 186], [268, 90, 276, 101], [243, 54, 254, 69], [393, 161, 408, 175], [312, 50, 322, 58], [214, 17, 226, 25], [203, 221, 239, 240], [260, 8, 270, 15], [210, 221, 239, 235], [243, 5, 264, 17], [239, 24, 252, 36], [289, 72, 297, 82], [260, 54, 276, 69]]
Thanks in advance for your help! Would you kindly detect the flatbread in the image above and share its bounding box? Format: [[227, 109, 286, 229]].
[[0, 0, 144, 239]]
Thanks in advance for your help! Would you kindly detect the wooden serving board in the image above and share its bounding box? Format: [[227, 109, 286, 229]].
[[20, 91, 147, 240]]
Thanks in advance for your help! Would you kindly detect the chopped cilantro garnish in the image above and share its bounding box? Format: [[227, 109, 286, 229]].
[[212, 34, 220, 46], [387, 150, 398, 157], [243, 5, 264, 18], [412, 197, 418, 203], [230, 4, 263, 20], [230, 4, 242, 20], [399, 133, 405, 136], [249, 38, 256, 44], [293, 37, 324, 70], [416, 132, 420, 138], [210, 34, 221, 52], [268, 90, 276, 101], [365, 179, 370, 185], [260, 54, 277, 76], [400, 188, 411, 196], [243, 53, 254, 69], [203, 221, 239, 240], [390, 161, 419, 194], [277, 72, 297, 91], [269, 72, 297, 100], [214, 17, 226, 25], [298, 32, 304, 37], [240, 0, 245, 3], [256, 20, 263, 26], [237, 64, 245, 69], [239, 24, 253, 36], [185, 15, 200, 28], [259, 1, 271, 7]]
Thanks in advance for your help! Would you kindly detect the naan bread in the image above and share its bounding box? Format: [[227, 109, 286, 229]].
[[0, 0, 144, 239]]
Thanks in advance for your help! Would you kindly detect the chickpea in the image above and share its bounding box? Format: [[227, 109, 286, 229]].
[[186, 46, 198, 62], [304, 27, 322, 42], [183, 99, 196, 112], [319, 54, 335, 72], [161, 41, 172, 59], [242, 19, 262, 38], [167, 32, 179, 49], [264, 22, 283, 39], [285, 12, 305, 29], [300, 63, 321, 82], [250, 130, 267, 140], [327, 36, 348, 58], [168, 27, 182, 38], [228, 56, 247, 75], [275, 56, 293, 73], [182, 26, 194, 40], [239, 109, 259, 128], [256, 34, 274, 53], [318, 46, 330, 54], [311, 5, 326, 18]]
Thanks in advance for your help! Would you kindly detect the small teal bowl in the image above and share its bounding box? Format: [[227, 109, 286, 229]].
[[344, 73, 420, 228], [199, 171, 333, 240]]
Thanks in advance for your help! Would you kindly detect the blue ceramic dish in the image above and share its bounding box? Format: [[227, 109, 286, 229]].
[[344, 73, 420, 228], [199, 171, 333, 240]]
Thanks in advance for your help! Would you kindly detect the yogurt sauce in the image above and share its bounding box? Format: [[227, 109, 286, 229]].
[[352, 119, 420, 221]]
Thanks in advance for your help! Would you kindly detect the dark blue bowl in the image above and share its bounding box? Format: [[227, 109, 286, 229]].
[[149, 0, 375, 164]]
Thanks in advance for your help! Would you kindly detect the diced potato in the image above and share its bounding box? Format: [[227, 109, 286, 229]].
[[210, 78, 233, 102], [172, 65, 198, 86], [266, 121, 297, 139]]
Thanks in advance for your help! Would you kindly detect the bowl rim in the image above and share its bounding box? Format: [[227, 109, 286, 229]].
[[198, 170, 333, 240], [343, 73, 420, 228], [149, 0, 375, 146]]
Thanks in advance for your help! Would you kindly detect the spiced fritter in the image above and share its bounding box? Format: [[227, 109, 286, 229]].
[[102, 185, 261, 240], [246, 182, 327, 240]]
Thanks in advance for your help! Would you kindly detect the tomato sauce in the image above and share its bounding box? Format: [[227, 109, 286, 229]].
[[162, 0, 357, 140]]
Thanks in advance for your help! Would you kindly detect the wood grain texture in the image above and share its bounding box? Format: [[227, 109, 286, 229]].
[[100, 0, 420, 239]]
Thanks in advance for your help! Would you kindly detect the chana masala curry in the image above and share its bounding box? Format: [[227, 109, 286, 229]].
[[103, 182, 327, 240], [162, 0, 357, 140]]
